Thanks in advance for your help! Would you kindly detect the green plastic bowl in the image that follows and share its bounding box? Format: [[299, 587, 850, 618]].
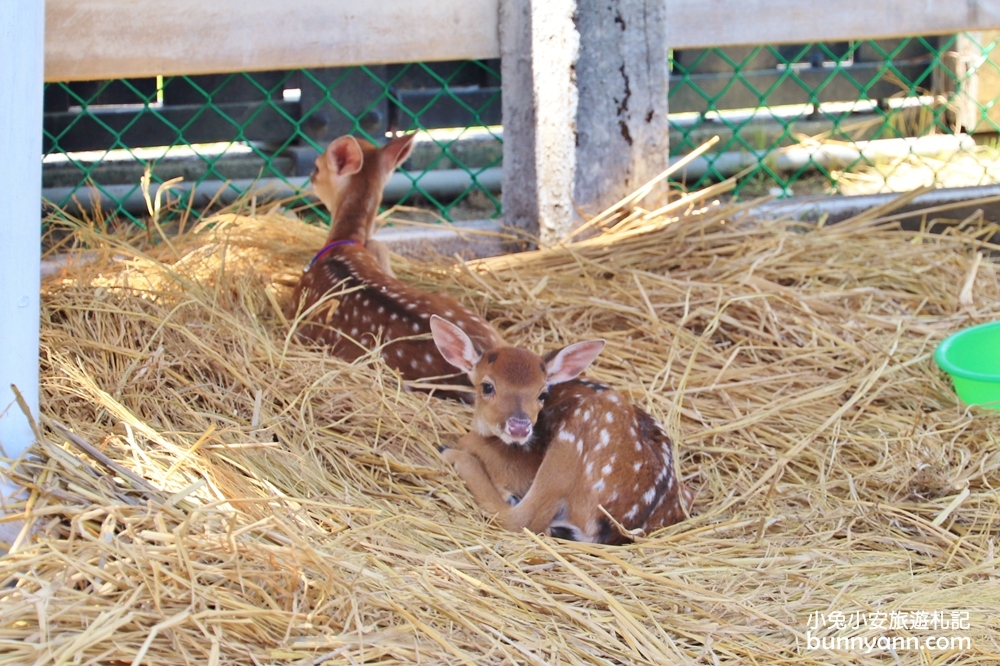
[[934, 321, 1000, 410]]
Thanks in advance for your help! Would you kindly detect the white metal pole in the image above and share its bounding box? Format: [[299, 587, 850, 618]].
[[0, 0, 44, 544]]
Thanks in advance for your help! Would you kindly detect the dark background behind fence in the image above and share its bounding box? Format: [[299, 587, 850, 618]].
[[42, 34, 1000, 225]]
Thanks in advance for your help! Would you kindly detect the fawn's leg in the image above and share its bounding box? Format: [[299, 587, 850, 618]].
[[443, 440, 574, 535], [448, 433, 539, 503], [441, 446, 511, 516]]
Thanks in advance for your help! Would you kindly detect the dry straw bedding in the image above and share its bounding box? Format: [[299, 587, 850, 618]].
[[2, 191, 1000, 665]]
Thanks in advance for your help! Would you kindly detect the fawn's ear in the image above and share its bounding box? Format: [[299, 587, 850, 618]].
[[379, 133, 416, 176], [324, 136, 365, 176], [545, 340, 606, 384], [430, 316, 481, 374]]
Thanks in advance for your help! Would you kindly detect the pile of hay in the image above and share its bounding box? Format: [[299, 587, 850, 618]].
[[2, 190, 999, 665]]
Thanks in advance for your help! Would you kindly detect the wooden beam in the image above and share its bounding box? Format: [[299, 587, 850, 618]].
[[665, 0, 1000, 49], [44, 0, 500, 82], [44, 0, 1000, 83], [954, 31, 1000, 133]]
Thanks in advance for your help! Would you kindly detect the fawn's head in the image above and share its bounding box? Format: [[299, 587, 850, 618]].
[[311, 133, 415, 243], [430, 316, 605, 446]]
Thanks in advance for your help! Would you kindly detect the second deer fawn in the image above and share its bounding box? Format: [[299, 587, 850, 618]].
[[430, 316, 693, 544], [289, 134, 501, 398]]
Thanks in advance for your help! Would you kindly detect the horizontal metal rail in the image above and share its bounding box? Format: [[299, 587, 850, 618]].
[[45, 0, 1000, 81]]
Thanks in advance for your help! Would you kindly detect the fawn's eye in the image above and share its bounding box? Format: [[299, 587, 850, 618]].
[[538, 390, 550, 402], [481, 382, 495, 396]]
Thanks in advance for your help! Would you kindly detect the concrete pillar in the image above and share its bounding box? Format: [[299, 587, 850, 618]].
[[500, 0, 670, 245], [500, 0, 579, 244], [0, 0, 45, 548], [574, 0, 671, 213]]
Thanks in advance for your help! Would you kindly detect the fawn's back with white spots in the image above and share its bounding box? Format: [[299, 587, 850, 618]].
[[430, 316, 693, 544], [289, 134, 501, 398]]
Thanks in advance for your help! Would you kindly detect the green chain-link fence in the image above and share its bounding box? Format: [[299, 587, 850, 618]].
[[43, 61, 503, 226], [42, 33, 1000, 225], [669, 33, 1000, 198]]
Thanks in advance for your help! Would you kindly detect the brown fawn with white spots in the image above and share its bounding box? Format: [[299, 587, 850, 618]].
[[430, 316, 694, 544], [289, 134, 501, 399]]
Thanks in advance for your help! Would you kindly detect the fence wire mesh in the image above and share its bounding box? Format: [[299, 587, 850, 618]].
[[41, 33, 1000, 225], [43, 61, 503, 225], [669, 33, 1000, 197]]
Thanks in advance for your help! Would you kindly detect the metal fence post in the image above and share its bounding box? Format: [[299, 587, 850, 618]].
[[500, 0, 670, 245], [0, 0, 44, 548]]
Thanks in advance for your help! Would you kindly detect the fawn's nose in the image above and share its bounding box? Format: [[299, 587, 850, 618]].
[[506, 417, 533, 440]]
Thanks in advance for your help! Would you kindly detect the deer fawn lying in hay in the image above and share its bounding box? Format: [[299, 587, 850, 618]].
[[289, 134, 500, 398], [430, 316, 694, 544]]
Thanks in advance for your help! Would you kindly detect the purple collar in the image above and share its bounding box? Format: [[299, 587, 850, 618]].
[[309, 239, 361, 268]]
